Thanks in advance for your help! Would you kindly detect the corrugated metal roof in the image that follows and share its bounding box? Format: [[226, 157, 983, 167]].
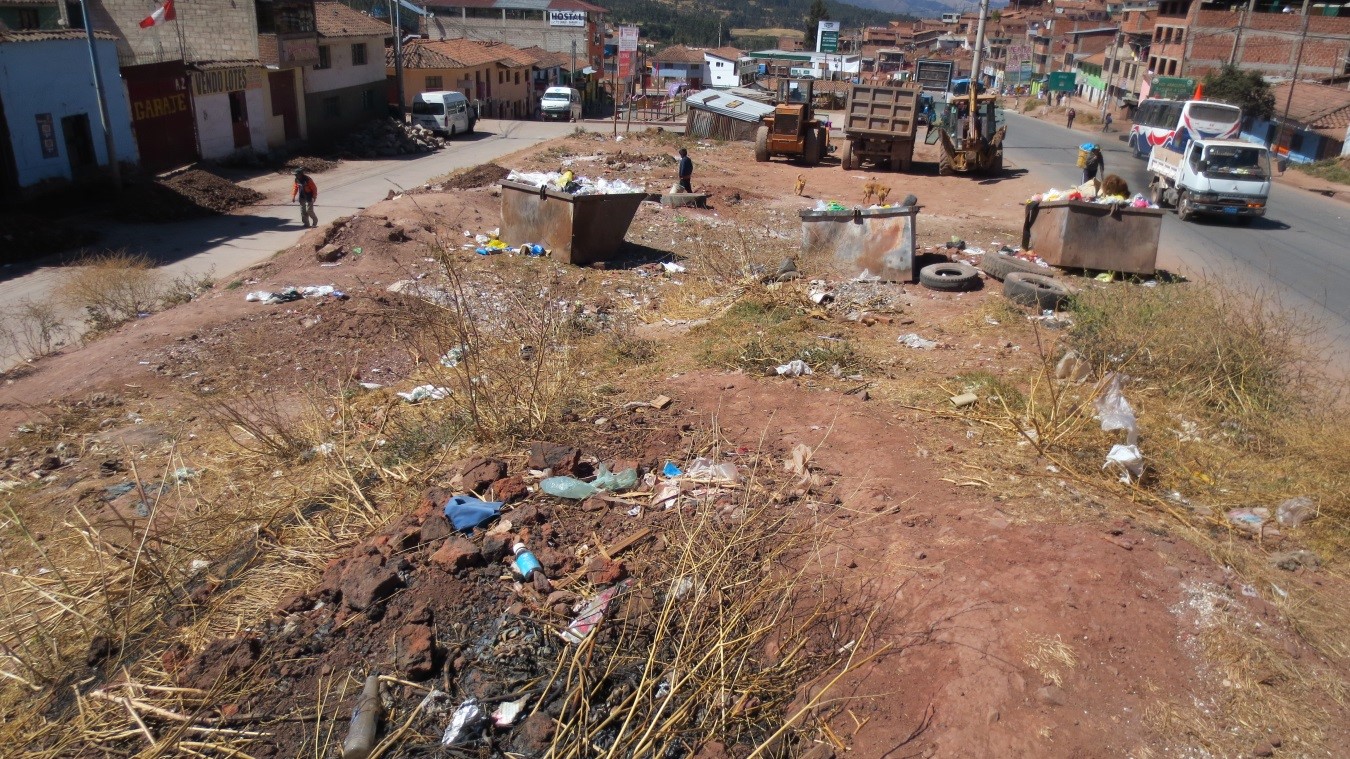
[[685, 88, 774, 122]]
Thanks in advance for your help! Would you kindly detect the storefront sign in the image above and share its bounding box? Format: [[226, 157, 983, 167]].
[[548, 10, 586, 27], [192, 67, 252, 96], [35, 113, 58, 159], [131, 92, 190, 122]]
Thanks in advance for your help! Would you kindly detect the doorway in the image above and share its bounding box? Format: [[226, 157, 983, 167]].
[[228, 90, 251, 149], [268, 71, 300, 141], [61, 113, 96, 178]]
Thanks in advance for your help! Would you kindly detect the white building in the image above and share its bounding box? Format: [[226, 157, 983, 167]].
[[703, 46, 754, 88], [305, 2, 392, 145]]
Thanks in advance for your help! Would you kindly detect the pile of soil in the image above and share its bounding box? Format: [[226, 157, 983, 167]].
[[110, 170, 264, 222], [443, 163, 511, 190], [284, 156, 339, 174]]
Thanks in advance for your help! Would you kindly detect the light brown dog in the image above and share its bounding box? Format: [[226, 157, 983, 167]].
[[876, 185, 891, 204], [862, 178, 880, 205], [794, 174, 806, 196]]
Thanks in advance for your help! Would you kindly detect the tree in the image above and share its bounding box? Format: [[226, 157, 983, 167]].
[[804, 0, 829, 51], [1201, 64, 1275, 121]]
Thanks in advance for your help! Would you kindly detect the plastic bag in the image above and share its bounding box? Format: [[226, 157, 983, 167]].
[[592, 464, 638, 492], [443, 495, 502, 532], [776, 360, 812, 376], [899, 333, 938, 350], [1095, 373, 1138, 446], [1276, 496, 1317, 527], [1103, 444, 1143, 484], [541, 476, 597, 499]]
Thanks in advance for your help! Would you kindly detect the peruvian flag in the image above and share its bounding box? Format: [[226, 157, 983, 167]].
[[139, 0, 176, 28]]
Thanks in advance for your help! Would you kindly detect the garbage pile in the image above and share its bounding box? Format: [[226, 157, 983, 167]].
[[1027, 184, 1156, 208], [175, 433, 852, 757], [506, 170, 644, 195], [336, 119, 446, 158]]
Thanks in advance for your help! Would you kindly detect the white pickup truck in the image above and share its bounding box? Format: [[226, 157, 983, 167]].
[[1146, 139, 1272, 223]]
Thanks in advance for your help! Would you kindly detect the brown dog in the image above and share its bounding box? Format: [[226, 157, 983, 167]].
[[794, 174, 806, 196], [876, 185, 891, 204], [862, 178, 880, 205]]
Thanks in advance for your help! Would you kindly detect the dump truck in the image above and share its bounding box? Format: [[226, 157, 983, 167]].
[[1146, 139, 1271, 222], [914, 59, 955, 93], [925, 92, 1005, 175], [840, 83, 922, 171], [754, 79, 830, 165]]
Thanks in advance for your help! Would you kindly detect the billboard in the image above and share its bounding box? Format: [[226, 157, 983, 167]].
[[817, 20, 840, 53], [549, 10, 586, 27], [1046, 71, 1076, 92], [618, 25, 638, 82]]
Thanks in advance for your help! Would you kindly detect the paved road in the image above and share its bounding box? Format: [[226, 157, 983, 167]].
[[0, 118, 588, 369], [1001, 111, 1350, 368]]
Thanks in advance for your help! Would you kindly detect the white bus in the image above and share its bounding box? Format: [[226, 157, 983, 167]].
[[1128, 99, 1241, 159]]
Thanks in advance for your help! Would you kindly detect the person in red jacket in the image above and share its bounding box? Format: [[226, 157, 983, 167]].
[[292, 168, 318, 228]]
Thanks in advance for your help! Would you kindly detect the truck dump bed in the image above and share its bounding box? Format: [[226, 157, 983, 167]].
[[843, 84, 921, 139]]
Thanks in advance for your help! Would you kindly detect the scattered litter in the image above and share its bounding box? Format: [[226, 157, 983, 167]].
[[1269, 549, 1320, 571], [104, 482, 136, 500], [785, 443, 813, 477], [661, 461, 683, 478], [342, 674, 384, 759], [592, 464, 638, 492], [441, 698, 485, 746], [443, 495, 503, 532], [1095, 374, 1138, 445], [950, 393, 978, 408], [1275, 496, 1317, 527], [358, 382, 383, 390], [1055, 350, 1092, 382], [1226, 507, 1270, 535], [168, 467, 197, 484], [650, 480, 682, 509], [439, 346, 469, 368], [898, 333, 938, 350], [1103, 444, 1143, 484], [541, 476, 598, 500], [561, 579, 633, 644], [492, 698, 527, 728], [662, 262, 687, 274], [245, 285, 346, 304], [310, 442, 336, 457], [681, 457, 742, 484], [507, 170, 643, 195], [396, 385, 452, 403], [775, 359, 813, 377]]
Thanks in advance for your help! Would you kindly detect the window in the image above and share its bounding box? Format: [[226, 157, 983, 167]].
[[498, 70, 504, 84], [316, 45, 331, 70], [323, 96, 341, 117], [16, 8, 40, 28], [425, 75, 443, 90], [514, 71, 520, 85], [465, 7, 499, 18], [362, 88, 377, 111], [505, 8, 543, 20], [351, 43, 367, 66]]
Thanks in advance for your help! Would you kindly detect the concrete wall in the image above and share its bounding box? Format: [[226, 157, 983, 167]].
[[192, 73, 268, 159], [0, 37, 139, 187], [421, 11, 601, 66], [1181, 10, 1350, 79], [307, 35, 387, 92], [90, 0, 260, 65]]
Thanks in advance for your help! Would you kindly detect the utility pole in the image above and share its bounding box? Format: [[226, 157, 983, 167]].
[[1228, 6, 1245, 66], [967, 0, 990, 142], [390, 0, 406, 119], [1101, 29, 1120, 120], [78, 0, 119, 189], [1275, 0, 1312, 155]]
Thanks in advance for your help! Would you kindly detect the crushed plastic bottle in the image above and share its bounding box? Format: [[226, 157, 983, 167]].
[[540, 476, 597, 499]]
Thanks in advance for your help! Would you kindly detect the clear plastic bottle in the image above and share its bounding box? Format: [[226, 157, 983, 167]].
[[540, 476, 597, 499]]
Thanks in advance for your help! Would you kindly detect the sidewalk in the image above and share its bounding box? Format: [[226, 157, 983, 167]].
[[0, 118, 577, 370]]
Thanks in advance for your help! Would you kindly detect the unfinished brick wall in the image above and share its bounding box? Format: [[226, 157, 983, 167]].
[[91, 0, 260, 64], [1185, 9, 1350, 78]]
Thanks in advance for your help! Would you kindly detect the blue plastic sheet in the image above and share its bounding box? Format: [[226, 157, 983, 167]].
[[443, 495, 503, 532]]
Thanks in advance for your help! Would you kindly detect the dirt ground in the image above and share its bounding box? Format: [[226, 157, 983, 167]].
[[0, 129, 1345, 758]]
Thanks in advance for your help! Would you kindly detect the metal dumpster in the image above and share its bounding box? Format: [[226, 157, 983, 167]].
[[799, 205, 919, 282], [500, 179, 647, 266], [1025, 200, 1163, 275]]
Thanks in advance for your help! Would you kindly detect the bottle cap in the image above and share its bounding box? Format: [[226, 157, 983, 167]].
[[513, 542, 527, 553]]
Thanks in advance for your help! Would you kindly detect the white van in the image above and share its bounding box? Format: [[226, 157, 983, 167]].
[[411, 91, 474, 136], [539, 87, 582, 122]]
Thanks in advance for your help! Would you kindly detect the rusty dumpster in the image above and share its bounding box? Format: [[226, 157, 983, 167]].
[[799, 205, 919, 282], [1025, 200, 1163, 275], [500, 179, 648, 265]]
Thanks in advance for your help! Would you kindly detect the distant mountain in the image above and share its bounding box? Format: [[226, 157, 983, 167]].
[[839, 0, 983, 20]]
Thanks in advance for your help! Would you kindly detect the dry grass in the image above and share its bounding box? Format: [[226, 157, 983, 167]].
[[0, 299, 71, 362], [1023, 633, 1077, 688], [58, 251, 164, 332]]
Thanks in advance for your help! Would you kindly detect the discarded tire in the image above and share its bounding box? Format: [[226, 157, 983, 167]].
[[979, 253, 1048, 282], [919, 262, 980, 292], [1003, 272, 1072, 311]]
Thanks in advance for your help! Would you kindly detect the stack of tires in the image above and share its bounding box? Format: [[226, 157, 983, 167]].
[[977, 254, 1072, 311]]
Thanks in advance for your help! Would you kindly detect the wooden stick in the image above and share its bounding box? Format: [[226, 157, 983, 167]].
[[121, 696, 157, 746]]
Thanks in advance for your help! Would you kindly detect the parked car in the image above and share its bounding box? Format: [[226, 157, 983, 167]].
[[411, 91, 474, 136], [540, 87, 582, 122]]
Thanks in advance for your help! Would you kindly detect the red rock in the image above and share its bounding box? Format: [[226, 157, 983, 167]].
[[586, 557, 628, 585], [481, 533, 512, 563], [456, 457, 508, 494], [490, 474, 529, 503], [396, 623, 438, 680], [536, 546, 573, 575], [430, 536, 483, 571], [275, 593, 313, 615], [693, 741, 731, 759], [416, 487, 453, 520], [527, 442, 581, 475], [512, 712, 556, 754], [509, 503, 551, 525], [177, 637, 261, 687], [339, 555, 404, 611], [419, 513, 452, 545]]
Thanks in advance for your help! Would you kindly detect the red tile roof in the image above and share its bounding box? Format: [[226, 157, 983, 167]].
[[315, 2, 391, 38], [1270, 81, 1350, 139], [652, 44, 706, 64], [399, 37, 534, 69], [706, 46, 745, 62], [519, 45, 572, 70]]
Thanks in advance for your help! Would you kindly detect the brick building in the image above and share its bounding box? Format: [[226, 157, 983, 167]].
[[417, 0, 605, 73], [393, 38, 538, 119], [304, 2, 390, 145], [1149, 0, 1350, 80]]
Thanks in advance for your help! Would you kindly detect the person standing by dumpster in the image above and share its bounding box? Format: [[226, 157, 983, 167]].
[[292, 168, 319, 228], [676, 147, 694, 193], [1078, 143, 1105, 185]]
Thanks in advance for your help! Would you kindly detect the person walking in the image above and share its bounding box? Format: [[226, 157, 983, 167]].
[[1102, 112, 1114, 133], [292, 168, 318, 228], [1066, 107, 1077, 129], [676, 147, 693, 193], [1079, 143, 1105, 185]]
